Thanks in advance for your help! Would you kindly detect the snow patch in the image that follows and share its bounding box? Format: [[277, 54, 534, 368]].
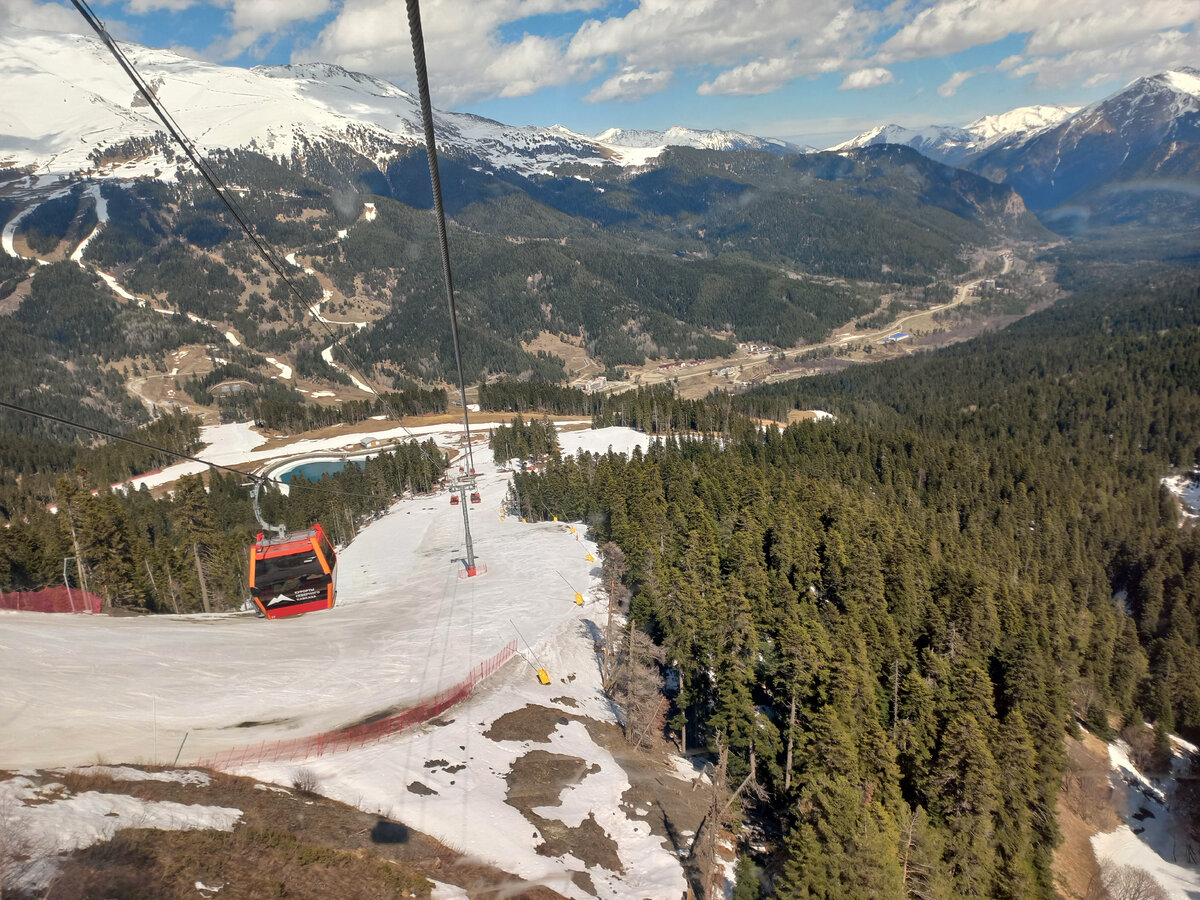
[[0, 775, 240, 896], [56, 765, 211, 785], [265, 356, 293, 379], [1091, 736, 1200, 900]]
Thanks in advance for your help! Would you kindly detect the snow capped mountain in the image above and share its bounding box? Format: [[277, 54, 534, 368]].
[[0, 26, 798, 187], [0, 26, 619, 182], [969, 66, 1200, 212], [831, 123, 972, 161], [966, 105, 1080, 146], [824, 69, 1199, 225], [593, 125, 803, 155], [830, 105, 1077, 164]]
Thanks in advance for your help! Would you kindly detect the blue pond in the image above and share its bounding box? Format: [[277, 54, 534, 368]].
[[281, 460, 362, 483]]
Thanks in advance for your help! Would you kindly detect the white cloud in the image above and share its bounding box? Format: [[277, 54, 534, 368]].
[[699, 54, 842, 96], [296, 0, 607, 105], [879, 0, 1044, 62], [570, 0, 879, 96], [585, 68, 672, 103], [209, 0, 332, 61], [125, 0, 197, 12], [1007, 26, 1200, 89], [0, 0, 88, 32], [839, 66, 894, 90], [937, 69, 973, 96]]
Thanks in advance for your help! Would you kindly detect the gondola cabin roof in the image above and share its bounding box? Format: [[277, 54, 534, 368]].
[[254, 523, 329, 558]]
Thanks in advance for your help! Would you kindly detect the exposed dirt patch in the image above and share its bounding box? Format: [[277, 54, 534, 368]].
[[503, 751, 619, 873], [7, 767, 568, 900], [550, 696, 578, 708], [487, 702, 710, 884], [537, 814, 620, 875], [1054, 732, 1121, 900], [486, 703, 572, 744], [506, 750, 599, 809], [580, 719, 709, 862], [407, 781, 438, 796], [0, 272, 33, 315]]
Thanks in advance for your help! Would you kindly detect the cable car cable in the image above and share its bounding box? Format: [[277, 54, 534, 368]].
[[404, 0, 477, 476]]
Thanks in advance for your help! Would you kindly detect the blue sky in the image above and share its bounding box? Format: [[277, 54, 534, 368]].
[[9, 0, 1199, 145]]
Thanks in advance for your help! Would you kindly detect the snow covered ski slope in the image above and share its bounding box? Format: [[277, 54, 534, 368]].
[[0, 437, 611, 769]]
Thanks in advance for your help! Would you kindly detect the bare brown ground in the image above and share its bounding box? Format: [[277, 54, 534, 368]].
[[522, 332, 602, 380], [0, 272, 33, 315], [1054, 732, 1121, 900], [9, 767, 568, 900], [484, 702, 709, 890]]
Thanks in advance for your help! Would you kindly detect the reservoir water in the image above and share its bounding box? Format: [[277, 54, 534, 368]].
[[281, 460, 362, 483]]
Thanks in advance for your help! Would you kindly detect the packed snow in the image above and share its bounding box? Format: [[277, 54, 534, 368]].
[[55, 765, 211, 785], [235, 564, 689, 900], [320, 343, 376, 394], [0, 423, 693, 897]]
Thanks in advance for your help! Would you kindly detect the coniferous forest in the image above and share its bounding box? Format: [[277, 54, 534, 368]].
[[504, 271, 1200, 898]]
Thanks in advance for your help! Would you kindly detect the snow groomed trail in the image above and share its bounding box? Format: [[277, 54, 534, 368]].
[[0, 428, 644, 770]]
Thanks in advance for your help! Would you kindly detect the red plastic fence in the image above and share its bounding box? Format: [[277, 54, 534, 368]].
[[0, 587, 102, 614], [198, 639, 518, 769]]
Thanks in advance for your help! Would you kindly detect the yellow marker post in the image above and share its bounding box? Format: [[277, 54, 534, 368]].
[[553, 515, 558, 522]]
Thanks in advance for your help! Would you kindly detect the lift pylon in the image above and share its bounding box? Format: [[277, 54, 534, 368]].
[[454, 470, 479, 577]]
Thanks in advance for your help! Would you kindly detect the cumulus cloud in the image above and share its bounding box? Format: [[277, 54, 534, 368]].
[[296, 0, 606, 105], [839, 67, 894, 90], [209, 0, 332, 60], [937, 69, 973, 96], [699, 54, 842, 96], [571, 0, 879, 96], [585, 69, 672, 103], [0, 0, 88, 31], [125, 0, 198, 12], [1006, 26, 1200, 89]]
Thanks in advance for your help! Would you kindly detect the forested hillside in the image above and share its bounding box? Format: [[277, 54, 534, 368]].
[[508, 273, 1200, 897], [0, 132, 1041, 425]]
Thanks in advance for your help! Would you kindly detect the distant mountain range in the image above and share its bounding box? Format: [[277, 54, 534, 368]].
[[830, 105, 1080, 165], [832, 68, 1200, 228], [0, 26, 801, 185]]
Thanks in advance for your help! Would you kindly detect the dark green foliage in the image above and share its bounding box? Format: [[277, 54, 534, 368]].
[[510, 271, 1200, 895], [488, 416, 560, 465], [22, 188, 86, 253]]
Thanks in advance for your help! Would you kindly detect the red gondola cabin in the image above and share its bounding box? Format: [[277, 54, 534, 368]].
[[250, 524, 337, 619], [450, 493, 460, 505]]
